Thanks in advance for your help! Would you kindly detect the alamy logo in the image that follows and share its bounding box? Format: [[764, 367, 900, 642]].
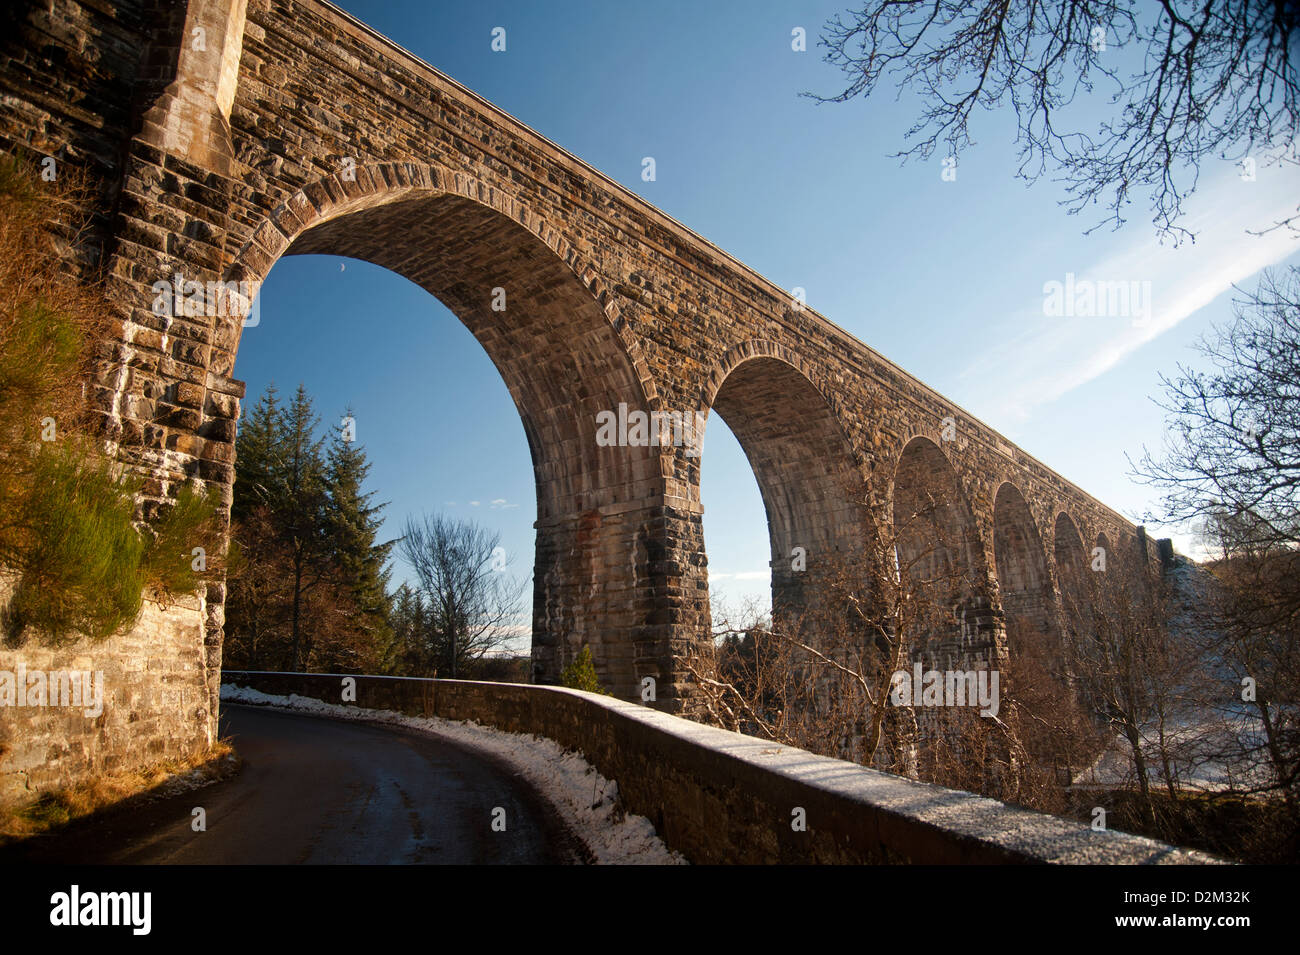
[[1042, 272, 1151, 326], [50, 885, 151, 935], [151, 272, 260, 326], [0, 666, 104, 717], [889, 665, 1000, 717], [595, 403, 705, 457]]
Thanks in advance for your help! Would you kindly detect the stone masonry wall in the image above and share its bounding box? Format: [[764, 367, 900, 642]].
[[0, 589, 215, 810], [0, 0, 220, 811], [186, 0, 1147, 699]]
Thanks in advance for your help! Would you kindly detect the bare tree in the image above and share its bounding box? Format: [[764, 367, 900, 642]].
[[812, 1, 1300, 239], [1136, 266, 1300, 557], [1187, 526, 1300, 820], [682, 487, 1121, 814], [399, 513, 526, 678], [1132, 267, 1299, 814], [680, 493, 1005, 778], [1126, 265, 1300, 855], [1059, 550, 1199, 827]]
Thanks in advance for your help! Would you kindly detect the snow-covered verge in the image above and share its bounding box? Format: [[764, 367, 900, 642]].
[[220, 683, 687, 865], [1071, 703, 1285, 793]]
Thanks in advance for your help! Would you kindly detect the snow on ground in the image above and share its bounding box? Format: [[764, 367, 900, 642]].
[[220, 683, 686, 865], [1070, 703, 1282, 793]]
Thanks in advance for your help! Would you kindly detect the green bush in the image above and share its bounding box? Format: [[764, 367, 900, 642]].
[[0, 151, 219, 645], [4, 442, 146, 642], [142, 480, 221, 603], [0, 299, 83, 415], [560, 645, 609, 695]]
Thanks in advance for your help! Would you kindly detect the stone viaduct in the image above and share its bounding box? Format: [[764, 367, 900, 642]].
[[0, 0, 1152, 795]]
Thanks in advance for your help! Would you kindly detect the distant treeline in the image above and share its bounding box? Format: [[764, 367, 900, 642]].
[[221, 383, 528, 683]]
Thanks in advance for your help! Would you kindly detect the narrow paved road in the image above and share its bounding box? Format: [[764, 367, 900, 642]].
[[8, 705, 585, 864]]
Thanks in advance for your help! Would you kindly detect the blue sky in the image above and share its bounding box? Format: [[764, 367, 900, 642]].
[[238, 0, 1300, 648]]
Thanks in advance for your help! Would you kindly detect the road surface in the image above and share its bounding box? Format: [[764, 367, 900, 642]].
[[8, 704, 585, 864]]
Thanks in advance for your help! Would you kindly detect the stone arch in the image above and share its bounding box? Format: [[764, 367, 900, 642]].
[[1094, 527, 1142, 600], [211, 163, 676, 700], [697, 341, 871, 626], [1095, 532, 1114, 574], [892, 436, 997, 670], [221, 162, 662, 414], [992, 483, 1061, 665], [1053, 513, 1091, 635], [698, 340, 855, 431]]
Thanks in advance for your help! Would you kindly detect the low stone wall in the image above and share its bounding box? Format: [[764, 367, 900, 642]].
[[0, 595, 217, 809], [223, 670, 1218, 864]]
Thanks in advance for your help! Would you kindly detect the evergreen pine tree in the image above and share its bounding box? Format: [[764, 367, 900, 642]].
[[325, 408, 395, 667], [278, 385, 330, 671], [227, 384, 413, 674], [232, 384, 282, 522], [379, 583, 419, 674], [226, 383, 332, 671], [561, 646, 608, 695], [227, 383, 293, 670]]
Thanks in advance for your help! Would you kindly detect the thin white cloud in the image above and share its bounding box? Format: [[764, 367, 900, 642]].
[[708, 570, 769, 581], [960, 164, 1300, 422]]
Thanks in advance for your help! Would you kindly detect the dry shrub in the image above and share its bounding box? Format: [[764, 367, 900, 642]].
[[0, 152, 220, 646]]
